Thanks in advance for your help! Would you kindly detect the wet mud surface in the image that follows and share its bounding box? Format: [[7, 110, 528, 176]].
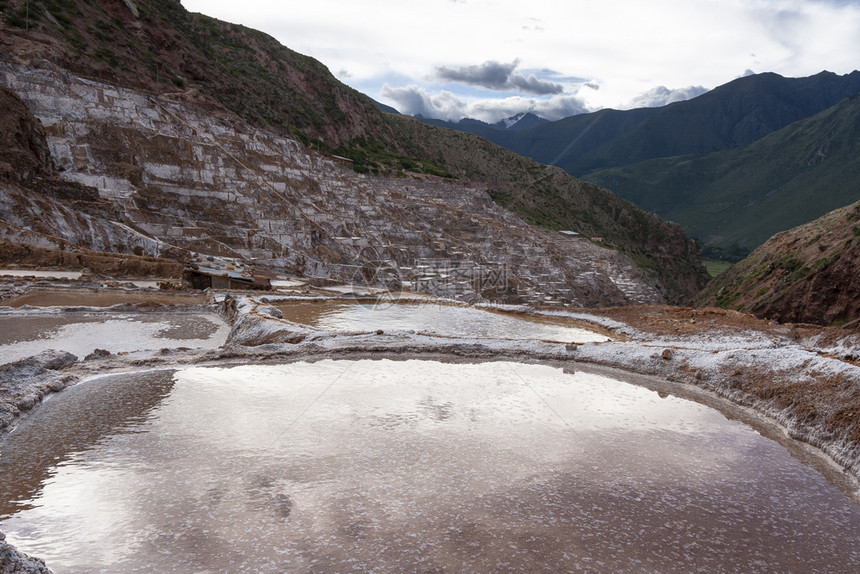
[[0, 313, 229, 365], [3, 288, 205, 308]]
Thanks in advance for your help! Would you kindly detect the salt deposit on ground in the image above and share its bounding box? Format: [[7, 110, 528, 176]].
[[0, 270, 83, 279], [272, 299, 611, 343]]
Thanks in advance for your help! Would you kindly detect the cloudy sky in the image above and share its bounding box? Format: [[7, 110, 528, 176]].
[[182, 0, 860, 123]]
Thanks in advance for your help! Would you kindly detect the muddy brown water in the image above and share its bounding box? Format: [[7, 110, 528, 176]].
[[3, 288, 205, 308], [274, 300, 611, 343], [2, 360, 859, 573]]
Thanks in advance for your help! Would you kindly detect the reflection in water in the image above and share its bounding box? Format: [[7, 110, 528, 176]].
[[275, 300, 610, 343], [0, 371, 175, 518], [0, 313, 229, 365], [1, 360, 859, 573]]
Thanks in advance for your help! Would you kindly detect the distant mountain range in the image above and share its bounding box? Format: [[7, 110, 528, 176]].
[[419, 71, 860, 260], [421, 112, 549, 134], [588, 93, 860, 261]]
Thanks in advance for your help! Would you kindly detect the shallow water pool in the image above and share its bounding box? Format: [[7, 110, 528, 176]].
[[0, 312, 229, 364], [275, 300, 610, 343], [1, 360, 858, 572]]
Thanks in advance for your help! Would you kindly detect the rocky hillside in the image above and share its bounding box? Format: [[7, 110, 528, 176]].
[[0, 0, 708, 300], [0, 62, 667, 306], [699, 201, 860, 326]]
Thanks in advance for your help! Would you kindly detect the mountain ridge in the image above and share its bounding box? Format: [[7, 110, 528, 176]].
[[419, 70, 860, 177], [588, 93, 860, 261], [698, 200, 860, 325]]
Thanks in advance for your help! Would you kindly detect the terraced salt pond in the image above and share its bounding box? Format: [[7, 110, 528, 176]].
[[275, 300, 611, 343], [0, 312, 229, 364], [0, 289, 226, 364], [2, 360, 859, 572]]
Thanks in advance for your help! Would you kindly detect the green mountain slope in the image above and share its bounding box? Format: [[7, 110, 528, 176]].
[[0, 0, 708, 298], [587, 94, 860, 261], [423, 70, 860, 178], [698, 201, 860, 326]]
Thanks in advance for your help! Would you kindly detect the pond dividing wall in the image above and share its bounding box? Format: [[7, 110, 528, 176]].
[[2, 359, 858, 573]]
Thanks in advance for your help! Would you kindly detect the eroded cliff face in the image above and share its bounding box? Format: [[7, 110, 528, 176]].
[[0, 83, 54, 182], [0, 63, 663, 306]]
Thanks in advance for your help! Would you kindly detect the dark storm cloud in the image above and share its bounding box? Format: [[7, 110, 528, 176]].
[[435, 60, 564, 95]]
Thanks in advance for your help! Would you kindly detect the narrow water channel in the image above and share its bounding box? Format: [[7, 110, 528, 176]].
[[2, 360, 858, 572]]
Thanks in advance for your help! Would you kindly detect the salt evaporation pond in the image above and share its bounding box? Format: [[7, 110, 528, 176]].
[[275, 300, 610, 343], [0, 312, 229, 364], [2, 360, 859, 573]]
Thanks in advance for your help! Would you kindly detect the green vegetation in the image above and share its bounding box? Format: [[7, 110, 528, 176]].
[[427, 71, 860, 263], [92, 46, 119, 68], [4, 1, 36, 28], [698, 200, 860, 324], [704, 259, 733, 277], [334, 136, 453, 178]]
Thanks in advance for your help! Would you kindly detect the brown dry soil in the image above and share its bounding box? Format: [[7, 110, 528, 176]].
[[587, 304, 781, 336], [587, 304, 860, 358]]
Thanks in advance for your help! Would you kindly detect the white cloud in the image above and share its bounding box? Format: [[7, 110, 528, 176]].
[[183, 0, 860, 113], [379, 85, 467, 121], [624, 85, 709, 109], [379, 84, 590, 122]]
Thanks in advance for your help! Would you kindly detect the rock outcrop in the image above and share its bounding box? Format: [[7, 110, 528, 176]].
[[0, 531, 52, 573], [0, 84, 54, 183], [0, 349, 77, 433]]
